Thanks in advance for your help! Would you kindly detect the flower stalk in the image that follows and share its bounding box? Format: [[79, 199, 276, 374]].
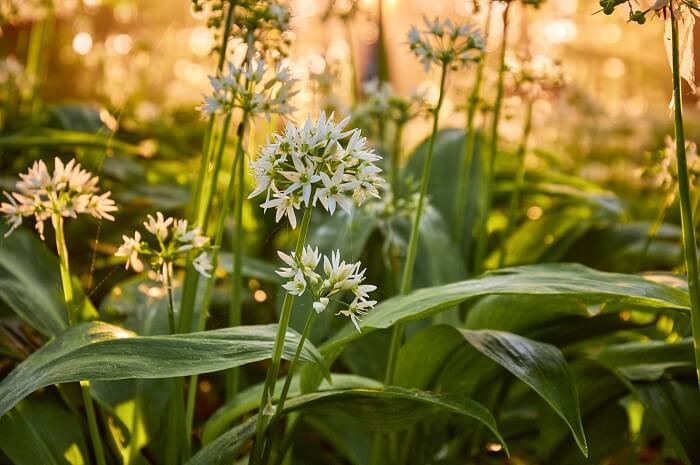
[[499, 98, 533, 267], [474, 1, 510, 275], [669, 7, 700, 389]]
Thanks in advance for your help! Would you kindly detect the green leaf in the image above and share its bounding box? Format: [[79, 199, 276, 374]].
[[0, 129, 141, 154], [218, 252, 282, 283], [0, 228, 97, 336], [0, 396, 89, 465], [202, 374, 382, 444], [0, 322, 328, 417], [594, 339, 694, 381], [190, 387, 508, 465], [308, 208, 378, 260], [323, 263, 689, 351], [460, 329, 588, 457]]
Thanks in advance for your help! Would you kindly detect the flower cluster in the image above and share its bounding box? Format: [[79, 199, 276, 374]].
[[642, 135, 700, 192], [407, 16, 485, 72], [0, 157, 117, 239], [115, 212, 213, 281], [276, 246, 377, 332], [249, 112, 384, 228], [192, 0, 292, 56], [201, 57, 298, 119], [504, 53, 567, 100], [355, 78, 431, 127]]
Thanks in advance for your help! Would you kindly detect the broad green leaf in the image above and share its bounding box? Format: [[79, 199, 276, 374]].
[[0, 396, 89, 465], [308, 208, 377, 260], [460, 330, 587, 456], [0, 129, 141, 154], [218, 252, 282, 283], [593, 339, 694, 381], [191, 387, 508, 465], [322, 263, 689, 352], [0, 228, 97, 336], [0, 322, 327, 417], [202, 374, 382, 444]]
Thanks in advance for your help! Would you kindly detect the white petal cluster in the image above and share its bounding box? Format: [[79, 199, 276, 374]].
[[357, 78, 431, 126], [115, 212, 212, 282], [249, 112, 384, 228], [276, 247, 377, 332], [407, 16, 485, 72], [0, 157, 117, 239], [504, 53, 567, 100], [643, 135, 700, 191], [201, 57, 298, 119]]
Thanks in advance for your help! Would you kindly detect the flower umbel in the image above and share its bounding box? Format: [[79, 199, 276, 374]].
[[249, 112, 384, 228], [0, 157, 117, 239], [275, 247, 377, 332], [407, 16, 485, 72], [115, 212, 212, 282]]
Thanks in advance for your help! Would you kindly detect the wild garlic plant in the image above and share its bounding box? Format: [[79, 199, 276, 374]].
[[247, 112, 382, 464], [0, 156, 115, 465], [382, 16, 484, 388], [115, 212, 212, 331], [498, 53, 565, 266], [600, 0, 700, 388]]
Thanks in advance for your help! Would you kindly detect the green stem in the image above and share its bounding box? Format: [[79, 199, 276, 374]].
[[345, 20, 360, 105], [384, 61, 448, 386], [669, 9, 700, 390], [226, 117, 249, 400], [164, 263, 176, 334], [53, 215, 107, 465], [474, 1, 510, 275], [638, 195, 672, 270], [498, 99, 533, 268], [184, 113, 249, 456], [391, 122, 404, 212], [452, 1, 493, 247], [80, 381, 107, 465], [250, 207, 314, 465], [260, 311, 318, 463]]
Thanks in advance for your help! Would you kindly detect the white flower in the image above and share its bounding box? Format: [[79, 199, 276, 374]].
[[193, 252, 213, 277], [407, 16, 484, 71], [144, 212, 173, 241], [313, 297, 330, 314], [282, 269, 307, 296], [115, 231, 144, 273], [115, 212, 211, 284], [249, 113, 384, 227], [1, 157, 117, 240], [337, 298, 376, 333]]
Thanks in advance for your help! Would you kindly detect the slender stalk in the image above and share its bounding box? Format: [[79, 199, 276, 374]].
[[179, 0, 238, 334], [53, 215, 107, 465], [498, 99, 533, 268], [474, 2, 510, 275], [80, 381, 107, 465], [184, 113, 249, 455], [163, 263, 177, 334], [391, 122, 404, 211], [227, 118, 249, 400], [383, 61, 448, 387], [669, 8, 700, 389], [638, 196, 672, 270], [452, 1, 493, 246], [260, 311, 318, 463], [250, 207, 314, 465], [344, 20, 360, 105]]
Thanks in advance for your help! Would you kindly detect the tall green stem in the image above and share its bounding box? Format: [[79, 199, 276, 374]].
[[474, 1, 510, 275], [391, 122, 404, 211], [669, 9, 700, 389], [383, 62, 448, 387], [53, 215, 107, 465], [260, 311, 318, 463], [498, 99, 533, 268], [227, 118, 249, 400], [452, 1, 493, 246], [250, 207, 314, 465], [345, 20, 360, 106], [184, 114, 249, 454]]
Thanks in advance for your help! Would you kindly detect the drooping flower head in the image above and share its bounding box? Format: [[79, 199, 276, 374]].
[[115, 212, 212, 282], [200, 56, 298, 119], [0, 157, 117, 239], [407, 16, 485, 72], [249, 112, 384, 228], [276, 246, 377, 332]]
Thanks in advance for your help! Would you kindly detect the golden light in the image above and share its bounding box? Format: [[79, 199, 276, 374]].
[[199, 379, 212, 393], [110, 33, 133, 55], [527, 206, 543, 220], [600, 23, 622, 44], [543, 19, 577, 44], [603, 57, 626, 79], [254, 290, 268, 303], [486, 443, 503, 452], [190, 26, 214, 57], [72, 32, 93, 55]]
